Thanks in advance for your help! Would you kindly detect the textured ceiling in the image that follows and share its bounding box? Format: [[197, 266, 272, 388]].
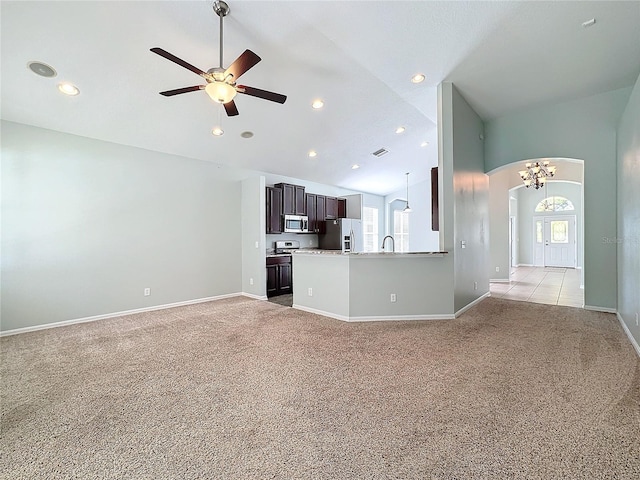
[[1, 1, 639, 195]]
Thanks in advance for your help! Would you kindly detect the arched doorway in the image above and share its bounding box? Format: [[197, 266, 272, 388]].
[[487, 158, 584, 307]]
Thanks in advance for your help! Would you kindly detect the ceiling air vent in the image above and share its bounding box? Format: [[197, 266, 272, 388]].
[[372, 148, 389, 157]]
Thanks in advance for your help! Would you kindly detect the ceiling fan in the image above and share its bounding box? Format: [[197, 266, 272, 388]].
[[151, 0, 286, 117]]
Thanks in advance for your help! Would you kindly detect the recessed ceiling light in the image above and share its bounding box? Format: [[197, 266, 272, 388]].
[[395, 126, 405, 134], [57, 82, 79, 96], [312, 99, 324, 109], [308, 150, 317, 158], [411, 73, 425, 84], [351, 164, 360, 170], [421, 141, 429, 147], [240, 131, 253, 138], [28, 61, 57, 78], [582, 18, 596, 28], [212, 127, 224, 136]]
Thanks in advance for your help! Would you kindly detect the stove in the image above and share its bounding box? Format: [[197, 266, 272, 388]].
[[274, 240, 300, 254]]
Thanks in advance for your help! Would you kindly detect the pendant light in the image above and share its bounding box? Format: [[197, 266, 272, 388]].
[[403, 172, 412, 213]]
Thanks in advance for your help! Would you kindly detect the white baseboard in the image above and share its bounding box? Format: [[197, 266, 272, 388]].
[[292, 304, 454, 322], [241, 292, 268, 301], [616, 312, 640, 358], [292, 304, 350, 321], [490, 279, 510, 283], [584, 305, 617, 314], [0, 293, 244, 337], [455, 292, 491, 317], [517, 263, 534, 267]]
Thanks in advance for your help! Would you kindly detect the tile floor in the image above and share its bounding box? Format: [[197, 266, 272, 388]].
[[490, 266, 583, 308]]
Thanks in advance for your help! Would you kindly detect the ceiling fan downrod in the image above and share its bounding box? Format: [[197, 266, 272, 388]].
[[213, 1, 230, 69]]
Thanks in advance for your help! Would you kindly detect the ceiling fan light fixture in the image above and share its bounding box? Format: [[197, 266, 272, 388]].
[[205, 81, 236, 104]]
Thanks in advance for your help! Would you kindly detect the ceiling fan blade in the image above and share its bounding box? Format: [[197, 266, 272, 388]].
[[159, 85, 205, 97], [237, 85, 287, 104], [151, 47, 208, 78], [223, 100, 239, 117], [224, 50, 261, 81]]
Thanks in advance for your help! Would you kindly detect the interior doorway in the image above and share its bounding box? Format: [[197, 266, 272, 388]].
[[487, 158, 585, 303], [509, 216, 516, 270]]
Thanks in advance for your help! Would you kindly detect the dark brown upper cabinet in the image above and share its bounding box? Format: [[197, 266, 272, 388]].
[[338, 198, 347, 218], [306, 193, 317, 232], [266, 186, 283, 233], [275, 183, 306, 215], [316, 195, 326, 233], [325, 196, 338, 219]]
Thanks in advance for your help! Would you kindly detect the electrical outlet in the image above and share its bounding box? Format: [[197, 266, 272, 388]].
[[308, 288, 313, 297], [249, 278, 254, 285], [144, 288, 150, 296], [495, 266, 500, 272], [254, 241, 259, 249], [474, 281, 478, 290], [390, 293, 397, 303], [461, 240, 466, 249]]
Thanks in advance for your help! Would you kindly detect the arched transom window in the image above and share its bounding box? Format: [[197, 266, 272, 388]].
[[535, 196, 575, 212]]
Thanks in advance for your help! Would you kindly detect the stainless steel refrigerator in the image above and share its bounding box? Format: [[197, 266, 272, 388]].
[[318, 218, 363, 252]]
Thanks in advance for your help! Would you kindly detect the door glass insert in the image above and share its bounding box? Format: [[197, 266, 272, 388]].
[[536, 221, 543, 243], [550, 220, 569, 243]]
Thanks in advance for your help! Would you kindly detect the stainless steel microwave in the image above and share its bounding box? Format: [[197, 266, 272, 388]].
[[283, 215, 309, 233]]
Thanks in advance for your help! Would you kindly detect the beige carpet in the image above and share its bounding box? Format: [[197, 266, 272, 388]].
[[1, 297, 639, 479]]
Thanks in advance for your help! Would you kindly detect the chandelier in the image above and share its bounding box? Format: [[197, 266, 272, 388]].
[[519, 160, 557, 189]]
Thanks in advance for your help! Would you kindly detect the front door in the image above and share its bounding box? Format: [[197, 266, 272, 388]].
[[543, 216, 576, 267]]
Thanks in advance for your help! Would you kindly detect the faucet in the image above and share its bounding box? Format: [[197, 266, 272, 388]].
[[381, 235, 395, 253]]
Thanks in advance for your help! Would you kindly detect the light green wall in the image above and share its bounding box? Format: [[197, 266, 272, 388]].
[[616, 73, 640, 348], [484, 87, 632, 310], [439, 83, 490, 314], [292, 254, 453, 320], [1, 121, 243, 331]]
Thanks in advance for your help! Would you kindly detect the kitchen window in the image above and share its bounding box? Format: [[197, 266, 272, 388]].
[[393, 210, 409, 252], [362, 206, 379, 252]]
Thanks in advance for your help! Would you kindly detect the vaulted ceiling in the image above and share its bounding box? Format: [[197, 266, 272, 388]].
[[2, 1, 639, 195]]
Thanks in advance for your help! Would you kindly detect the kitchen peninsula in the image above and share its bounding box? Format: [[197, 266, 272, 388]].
[[292, 250, 452, 321]]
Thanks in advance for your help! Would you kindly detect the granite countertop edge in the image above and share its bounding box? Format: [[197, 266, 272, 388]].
[[292, 250, 448, 257]]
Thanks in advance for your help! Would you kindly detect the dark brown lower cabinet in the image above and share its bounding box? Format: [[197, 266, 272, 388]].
[[266, 256, 292, 297]]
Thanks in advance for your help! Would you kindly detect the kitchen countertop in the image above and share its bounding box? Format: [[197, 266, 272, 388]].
[[293, 250, 448, 257]]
